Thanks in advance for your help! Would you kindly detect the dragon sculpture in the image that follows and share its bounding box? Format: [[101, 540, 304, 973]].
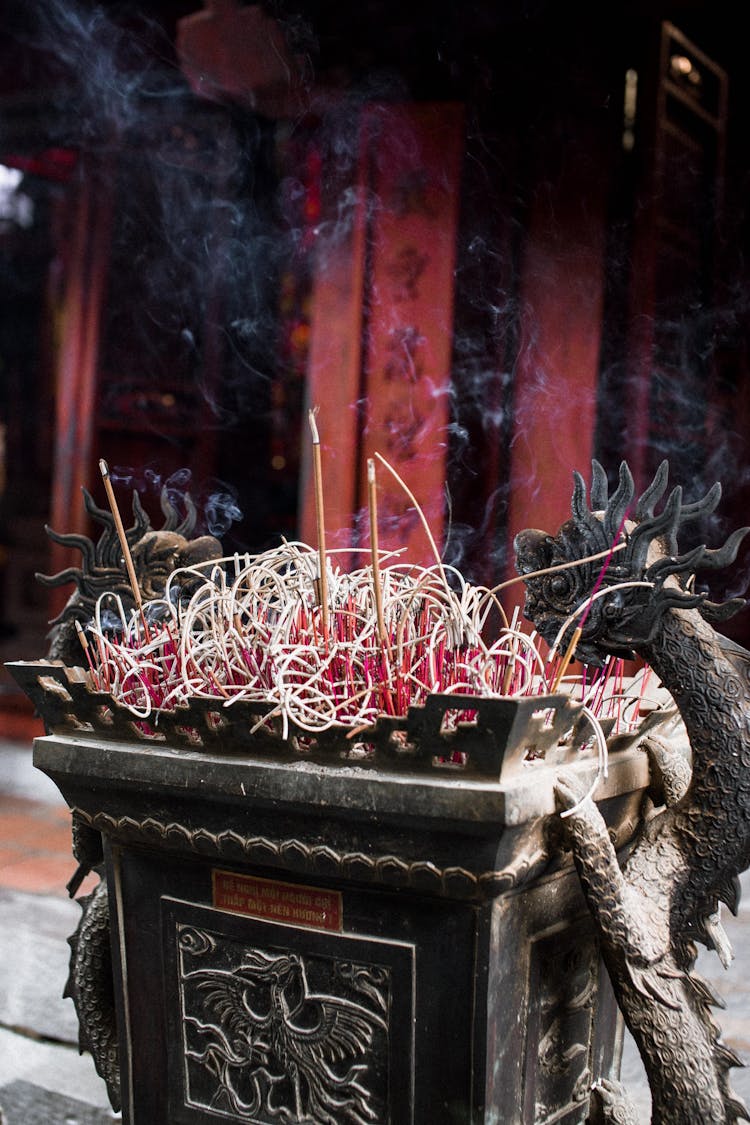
[[37, 485, 224, 1111], [38, 485, 222, 666], [514, 459, 750, 1124]]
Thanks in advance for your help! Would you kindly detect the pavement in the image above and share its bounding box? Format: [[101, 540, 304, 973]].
[[0, 713, 749, 1123]]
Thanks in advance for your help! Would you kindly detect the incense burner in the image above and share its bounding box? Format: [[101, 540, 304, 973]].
[[10, 655, 666, 1124], [11, 476, 680, 1123]]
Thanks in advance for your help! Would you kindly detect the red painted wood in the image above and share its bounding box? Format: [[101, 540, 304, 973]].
[[299, 136, 368, 560], [48, 171, 113, 616], [357, 103, 465, 567], [506, 184, 608, 591], [300, 103, 465, 571]]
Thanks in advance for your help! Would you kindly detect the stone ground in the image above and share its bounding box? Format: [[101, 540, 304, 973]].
[[0, 732, 749, 1123]]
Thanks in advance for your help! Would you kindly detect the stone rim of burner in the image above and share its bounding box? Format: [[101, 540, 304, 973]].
[[7, 657, 661, 789]]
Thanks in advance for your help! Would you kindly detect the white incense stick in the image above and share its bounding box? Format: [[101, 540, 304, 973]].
[[373, 451, 450, 595]]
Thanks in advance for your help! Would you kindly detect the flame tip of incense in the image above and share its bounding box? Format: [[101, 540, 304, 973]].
[[367, 458, 376, 482], [308, 407, 320, 444], [99, 459, 110, 478]]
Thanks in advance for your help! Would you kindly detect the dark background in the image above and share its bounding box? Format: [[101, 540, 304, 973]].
[[2, 0, 750, 675]]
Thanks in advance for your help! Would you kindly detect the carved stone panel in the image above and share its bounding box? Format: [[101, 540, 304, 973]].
[[524, 927, 600, 1124], [162, 898, 415, 1124]]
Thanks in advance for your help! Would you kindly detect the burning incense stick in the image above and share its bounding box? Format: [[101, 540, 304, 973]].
[[367, 459, 387, 644], [99, 459, 148, 635], [308, 409, 330, 638]]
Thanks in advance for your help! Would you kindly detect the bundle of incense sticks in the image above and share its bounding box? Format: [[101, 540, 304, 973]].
[[78, 542, 657, 741], [84, 427, 658, 767], [81, 544, 536, 727]]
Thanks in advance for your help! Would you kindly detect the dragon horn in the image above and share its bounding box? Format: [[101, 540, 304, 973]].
[[42, 525, 96, 574], [35, 565, 87, 591], [160, 485, 199, 537], [175, 494, 198, 538], [590, 460, 609, 510], [694, 526, 750, 572], [604, 462, 635, 538], [82, 486, 116, 529], [679, 481, 722, 522], [130, 491, 151, 540], [634, 460, 670, 521], [572, 470, 608, 544], [629, 484, 684, 573], [701, 597, 748, 622]]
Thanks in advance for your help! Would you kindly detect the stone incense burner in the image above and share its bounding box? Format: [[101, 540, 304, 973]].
[[12, 458, 748, 1124]]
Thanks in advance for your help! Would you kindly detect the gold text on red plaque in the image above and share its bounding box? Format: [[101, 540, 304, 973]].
[[212, 870, 343, 932]]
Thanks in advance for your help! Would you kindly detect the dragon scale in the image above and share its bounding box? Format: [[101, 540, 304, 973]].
[[637, 606, 750, 940]]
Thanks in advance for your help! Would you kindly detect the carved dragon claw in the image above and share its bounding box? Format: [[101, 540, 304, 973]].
[[554, 769, 592, 815], [590, 1077, 641, 1125]]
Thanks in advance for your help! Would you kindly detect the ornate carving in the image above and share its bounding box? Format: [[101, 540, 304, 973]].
[[12, 657, 603, 786], [64, 879, 121, 1112], [515, 460, 750, 1123], [36, 485, 223, 666], [21, 470, 663, 1121], [530, 929, 599, 1123], [71, 806, 548, 898], [176, 926, 390, 1123]]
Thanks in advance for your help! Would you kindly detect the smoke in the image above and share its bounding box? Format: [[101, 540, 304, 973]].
[[13, 0, 289, 424], [8, 1, 750, 607], [15, 2, 182, 143], [442, 485, 508, 573], [204, 488, 243, 538], [109, 465, 243, 539]]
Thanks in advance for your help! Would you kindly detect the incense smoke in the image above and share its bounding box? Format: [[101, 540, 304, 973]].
[[108, 464, 243, 541], [204, 488, 243, 538], [7, 1, 750, 602], [15, 0, 288, 414]]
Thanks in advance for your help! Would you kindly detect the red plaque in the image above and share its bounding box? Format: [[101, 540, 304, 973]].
[[212, 870, 343, 932]]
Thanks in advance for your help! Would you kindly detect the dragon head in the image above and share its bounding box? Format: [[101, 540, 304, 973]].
[[37, 486, 224, 666], [514, 460, 749, 666]]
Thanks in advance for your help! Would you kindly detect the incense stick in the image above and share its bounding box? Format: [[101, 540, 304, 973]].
[[308, 409, 330, 639], [373, 451, 450, 595], [75, 619, 100, 687], [83, 539, 662, 751], [550, 626, 582, 693], [367, 459, 387, 644], [99, 459, 148, 636]]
